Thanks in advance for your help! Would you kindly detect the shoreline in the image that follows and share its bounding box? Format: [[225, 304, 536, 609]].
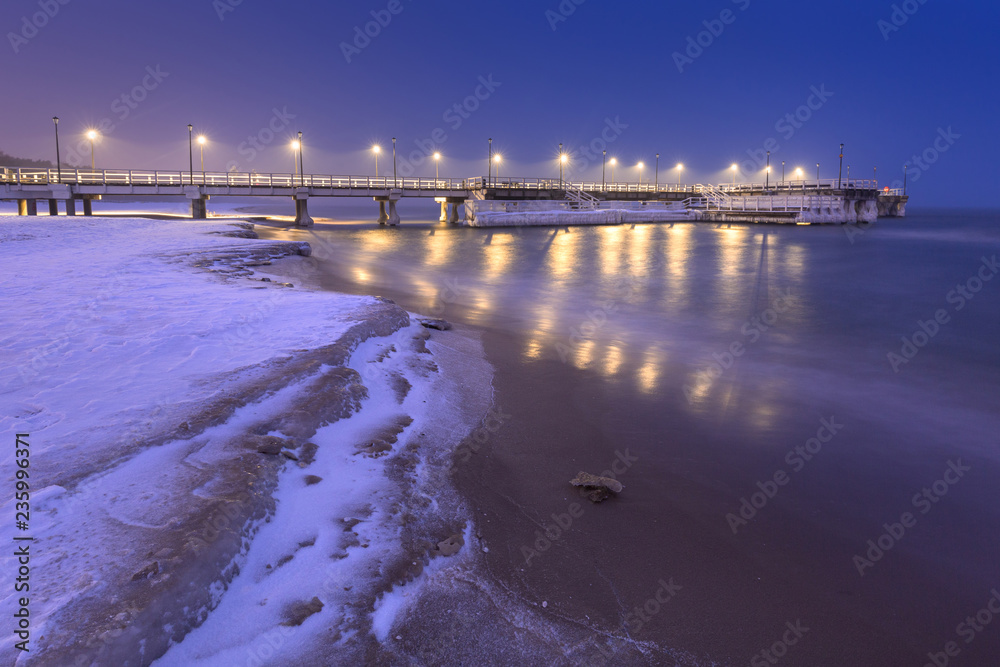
[[0, 215, 496, 665]]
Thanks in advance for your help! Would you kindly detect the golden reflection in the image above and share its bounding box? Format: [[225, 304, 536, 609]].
[[717, 227, 749, 279], [524, 337, 543, 361], [484, 234, 513, 277], [424, 229, 458, 267], [636, 346, 663, 394], [780, 243, 806, 282], [546, 230, 579, 280], [354, 268, 371, 283], [603, 344, 624, 376], [573, 339, 595, 370], [627, 224, 651, 278], [598, 226, 625, 276]]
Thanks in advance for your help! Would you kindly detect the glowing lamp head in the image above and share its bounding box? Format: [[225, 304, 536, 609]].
[[197, 135, 206, 145], [638, 162, 644, 169], [560, 154, 568, 164], [676, 163, 683, 170], [291, 140, 301, 150], [493, 154, 502, 164], [433, 152, 441, 161], [731, 164, 738, 171], [795, 168, 803, 177], [86, 130, 98, 141], [372, 145, 381, 155], [610, 158, 617, 166]]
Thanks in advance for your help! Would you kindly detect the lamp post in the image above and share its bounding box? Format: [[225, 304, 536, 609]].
[[816, 163, 820, 183], [731, 163, 737, 187], [655, 153, 660, 190], [433, 152, 441, 181], [292, 140, 300, 180], [559, 141, 563, 190], [838, 143, 844, 189], [52, 116, 61, 183], [795, 167, 803, 181], [372, 145, 380, 178], [488, 138, 493, 187], [903, 165, 907, 195], [637, 162, 644, 187], [847, 165, 851, 184], [493, 153, 502, 181], [85, 130, 98, 170], [392, 137, 397, 188], [676, 163, 683, 188], [602, 150, 607, 191], [187, 124, 194, 185], [197, 135, 206, 183], [297, 131, 304, 186], [610, 158, 616, 188], [765, 150, 770, 189], [781, 160, 785, 184], [873, 166, 877, 188]]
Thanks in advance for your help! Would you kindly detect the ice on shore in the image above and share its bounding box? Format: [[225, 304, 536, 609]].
[[0, 216, 493, 665]]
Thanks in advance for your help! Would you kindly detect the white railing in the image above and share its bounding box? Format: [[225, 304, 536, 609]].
[[0, 167, 470, 191], [469, 199, 689, 214], [0, 167, 899, 198]]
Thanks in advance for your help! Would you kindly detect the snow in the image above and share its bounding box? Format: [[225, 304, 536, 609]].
[[0, 215, 492, 665]]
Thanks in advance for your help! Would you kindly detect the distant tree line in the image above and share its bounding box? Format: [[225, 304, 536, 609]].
[[0, 150, 54, 168]]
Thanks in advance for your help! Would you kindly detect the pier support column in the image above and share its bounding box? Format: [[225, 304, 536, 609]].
[[48, 199, 59, 216], [190, 198, 208, 219], [65, 199, 76, 216], [83, 198, 93, 216], [26, 200, 37, 216], [387, 199, 400, 226], [17, 199, 27, 216], [294, 195, 314, 227], [439, 201, 449, 222], [447, 202, 460, 224], [375, 199, 389, 225]]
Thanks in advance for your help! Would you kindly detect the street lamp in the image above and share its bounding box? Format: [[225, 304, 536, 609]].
[[187, 124, 194, 185], [86, 130, 98, 170], [655, 153, 660, 190], [197, 135, 206, 183], [781, 160, 785, 184], [903, 164, 907, 195], [676, 163, 683, 188], [637, 162, 644, 187], [602, 150, 607, 191], [816, 163, 820, 182], [838, 143, 845, 189], [610, 158, 617, 187], [795, 167, 803, 180], [372, 145, 381, 178], [765, 150, 770, 189], [731, 163, 738, 187], [488, 137, 493, 186], [292, 140, 301, 179], [433, 152, 441, 181], [297, 131, 304, 186], [52, 116, 61, 183], [873, 166, 877, 188], [392, 137, 397, 188], [493, 153, 502, 181], [559, 149, 568, 189]]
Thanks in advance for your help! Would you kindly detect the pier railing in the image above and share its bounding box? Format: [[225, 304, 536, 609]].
[[0, 167, 471, 192], [1, 167, 895, 197]]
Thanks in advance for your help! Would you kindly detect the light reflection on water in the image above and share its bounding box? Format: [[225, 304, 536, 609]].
[[283, 212, 1000, 435]]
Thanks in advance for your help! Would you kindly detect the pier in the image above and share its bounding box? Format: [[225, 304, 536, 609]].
[[0, 167, 907, 226]]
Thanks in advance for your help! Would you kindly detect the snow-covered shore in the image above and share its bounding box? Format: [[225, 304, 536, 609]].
[[0, 216, 493, 665]]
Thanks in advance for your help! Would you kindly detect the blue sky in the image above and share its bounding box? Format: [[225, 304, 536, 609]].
[[2, 0, 996, 205]]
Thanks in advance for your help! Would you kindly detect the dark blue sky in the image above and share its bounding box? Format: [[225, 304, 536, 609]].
[[3, 0, 996, 205]]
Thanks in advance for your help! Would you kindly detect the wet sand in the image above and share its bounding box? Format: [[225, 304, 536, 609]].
[[258, 213, 1000, 665]]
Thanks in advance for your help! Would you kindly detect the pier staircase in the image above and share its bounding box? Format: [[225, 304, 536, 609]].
[[562, 183, 600, 210]]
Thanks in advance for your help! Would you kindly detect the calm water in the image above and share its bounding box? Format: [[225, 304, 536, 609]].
[[260, 207, 1000, 665]]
